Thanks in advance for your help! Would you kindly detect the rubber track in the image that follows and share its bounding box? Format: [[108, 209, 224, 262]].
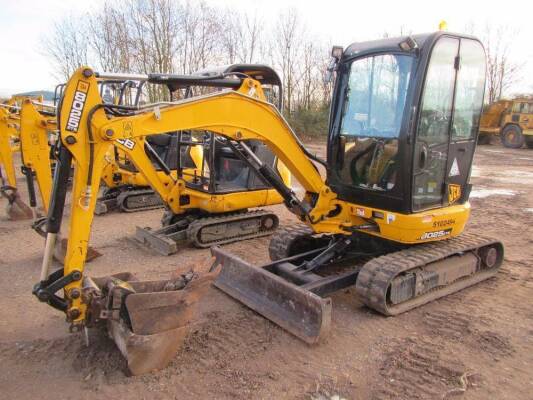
[[187, 209, 278, 248], [268, 223, 314, 261], [355, 232, 503, 316], [117, 189, 164, 212]]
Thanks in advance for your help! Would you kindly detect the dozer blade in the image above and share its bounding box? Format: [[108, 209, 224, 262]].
[[211, 246, 331, 344], [88, 272, 214, 375], [134, 225, 180, 255]]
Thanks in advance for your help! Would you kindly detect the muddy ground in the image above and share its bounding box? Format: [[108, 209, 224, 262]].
[[1, 140, 532, 399]]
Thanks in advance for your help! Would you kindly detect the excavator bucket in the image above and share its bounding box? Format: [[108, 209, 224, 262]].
[[87, 272, 214, 375], [210, 246, 332, 344], [1, 186, 33, 220]]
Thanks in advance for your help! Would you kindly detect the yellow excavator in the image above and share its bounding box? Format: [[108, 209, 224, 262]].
[[33, 32, 503, 375], [18, 98, 57, 215], [0, 100, 34, 220]]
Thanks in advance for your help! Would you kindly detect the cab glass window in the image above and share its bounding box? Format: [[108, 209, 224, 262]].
[[336, 54, 413, 192], [340, 54, 413, 138], [452, 40, 486, 140], [413, 37, 458, 211]]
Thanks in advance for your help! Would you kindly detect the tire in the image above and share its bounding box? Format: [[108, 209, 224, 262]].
[[500, 125, 524, 149], [477, 134, 491, 145], [525, 136, 533, 149]]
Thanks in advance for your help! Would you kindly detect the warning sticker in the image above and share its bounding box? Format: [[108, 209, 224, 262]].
[[449, 158, 460, 177]]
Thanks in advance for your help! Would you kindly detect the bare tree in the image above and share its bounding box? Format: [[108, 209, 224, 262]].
[[42, 15, 89, 81], [484, 25, 523, 103], [176, 1, 223, 73], [239, 11, 262, 64], [88, 4, 132, 72], [220, 9, 241, 65], [273, 9, 304, 114], [297, 39, 328, 110]]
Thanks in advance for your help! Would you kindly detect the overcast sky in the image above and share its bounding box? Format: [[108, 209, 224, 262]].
[[1, 0, 532, 96]]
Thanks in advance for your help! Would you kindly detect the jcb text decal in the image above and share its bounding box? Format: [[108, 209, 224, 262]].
[[116, 138, 136, 150], [420, 228, 452, 240], [66, 81, 90, 133]]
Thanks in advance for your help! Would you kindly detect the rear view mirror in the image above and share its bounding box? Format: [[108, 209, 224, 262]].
[[331, 46, 343, 60], [324, 46, 343, 84]]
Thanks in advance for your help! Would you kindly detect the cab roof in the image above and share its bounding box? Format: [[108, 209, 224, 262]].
[[343, 31, 480, 59]]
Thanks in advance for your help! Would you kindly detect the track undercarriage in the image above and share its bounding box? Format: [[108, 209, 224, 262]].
[[95, 186, 164, 215], [135, 209, 279, 255], [212, 224, 503, 344]]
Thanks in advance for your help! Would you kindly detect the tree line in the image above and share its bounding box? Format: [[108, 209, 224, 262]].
[[44, 0, 524, 136], [43, 0, 332, 135]]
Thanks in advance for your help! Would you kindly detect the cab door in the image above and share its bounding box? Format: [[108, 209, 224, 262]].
[[445, 39, 486, 205], [413, 37, 459, 211], [412, 37, 486, 211]]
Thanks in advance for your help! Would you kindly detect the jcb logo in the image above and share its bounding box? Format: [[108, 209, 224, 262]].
[[65, 81, 90, 133], [448, 184, 462, 204], [116, 138, 136, 150]]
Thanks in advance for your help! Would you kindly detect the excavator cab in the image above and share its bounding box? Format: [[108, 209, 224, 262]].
[[328, 33, 486, 213]]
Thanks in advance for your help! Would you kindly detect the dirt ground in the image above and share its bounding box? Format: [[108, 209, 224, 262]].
[[1, 140, 532, 400]]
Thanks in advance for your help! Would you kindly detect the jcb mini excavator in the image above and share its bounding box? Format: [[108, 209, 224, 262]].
[[33, 64, 289, 374], [19, 98, 57, 216], [0, 101, 34, 220], [33, 31, 503, 375], [210, 32, 503, 343], [90, 66, 290, 254]]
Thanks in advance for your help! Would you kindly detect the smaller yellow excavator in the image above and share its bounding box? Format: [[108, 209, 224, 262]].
[[18, 98, 57, 216], [0, 100, 34, 220]]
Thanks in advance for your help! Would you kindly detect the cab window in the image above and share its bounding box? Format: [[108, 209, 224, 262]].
[[512, 102, 528, 113], [337, 54, 413, 191], [452, 40, 486, 140]]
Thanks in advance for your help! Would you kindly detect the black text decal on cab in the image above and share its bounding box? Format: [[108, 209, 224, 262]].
[[66, 81, 90, 133]]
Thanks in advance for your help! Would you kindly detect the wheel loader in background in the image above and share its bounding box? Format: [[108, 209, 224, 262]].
[[33, 31, 503, 375], [478, 97, 533, 148]]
